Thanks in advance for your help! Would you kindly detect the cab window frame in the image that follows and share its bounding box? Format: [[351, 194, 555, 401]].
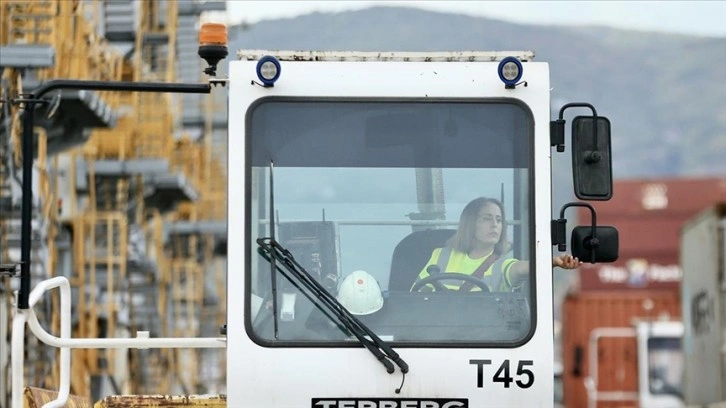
[[244, 96, 537, 349]]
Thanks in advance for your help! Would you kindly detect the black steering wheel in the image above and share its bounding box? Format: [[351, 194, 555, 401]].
[[411, 273, 491, 293]]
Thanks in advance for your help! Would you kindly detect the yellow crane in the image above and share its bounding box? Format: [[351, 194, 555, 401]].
[[1, 0, 228, 404]]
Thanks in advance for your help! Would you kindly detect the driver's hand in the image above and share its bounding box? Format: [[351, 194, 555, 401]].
[[553, 254, 581, 269]]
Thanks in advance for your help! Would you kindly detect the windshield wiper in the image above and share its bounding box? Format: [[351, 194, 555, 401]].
[[257, 237, 409, 376]]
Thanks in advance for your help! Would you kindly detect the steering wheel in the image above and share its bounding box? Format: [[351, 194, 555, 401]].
[[411, 273, 491, 293]]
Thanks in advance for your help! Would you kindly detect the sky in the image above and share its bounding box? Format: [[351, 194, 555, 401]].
[[223, 1, 726, 38]]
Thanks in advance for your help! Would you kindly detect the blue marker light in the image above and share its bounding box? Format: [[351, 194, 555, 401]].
[[498, 56, 523, 88], [256, 55, 281, 87]]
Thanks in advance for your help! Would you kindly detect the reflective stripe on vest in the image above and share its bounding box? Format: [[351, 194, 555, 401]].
[[435, 247, 507, 291]]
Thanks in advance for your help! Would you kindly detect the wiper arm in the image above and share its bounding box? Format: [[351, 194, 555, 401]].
[[257, 237, 409, 375], [256, 248, 361, 340]]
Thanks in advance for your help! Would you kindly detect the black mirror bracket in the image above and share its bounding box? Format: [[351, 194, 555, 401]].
[[551, 202, 599, 262], [550, 218, 568, 251], [584, 150, 602, 164], [551, 102, 599, 159], [550, 118, 566, 152]]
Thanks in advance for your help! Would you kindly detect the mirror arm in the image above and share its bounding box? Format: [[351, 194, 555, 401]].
[[550, 119, 566, 152], [557, 102, 600, 163], [551, 218, 567, 251], [554, 202, 599, 261]]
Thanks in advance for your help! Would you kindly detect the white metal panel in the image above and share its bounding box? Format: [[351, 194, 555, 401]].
[[680, 204, 726, 405], [227, 55, 553, 407]]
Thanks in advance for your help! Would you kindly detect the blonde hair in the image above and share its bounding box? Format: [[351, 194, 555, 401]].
[[446, 197, 509, 256]]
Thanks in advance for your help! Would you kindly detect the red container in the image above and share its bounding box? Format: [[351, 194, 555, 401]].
[[576, 177, 726, 291], [561, 291, 682, 408]]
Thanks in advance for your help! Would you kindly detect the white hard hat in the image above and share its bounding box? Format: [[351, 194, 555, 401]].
[[336, 270, 384, 315]]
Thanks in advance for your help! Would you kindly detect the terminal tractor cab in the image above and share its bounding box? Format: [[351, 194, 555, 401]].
[[226, 46, 619, 407]]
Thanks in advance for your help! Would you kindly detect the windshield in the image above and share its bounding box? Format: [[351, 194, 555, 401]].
[[647, 337, 684, 398], [246, 98, 535, 346]]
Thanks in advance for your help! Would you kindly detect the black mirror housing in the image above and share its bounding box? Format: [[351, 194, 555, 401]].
[[570, 225, 619, 263], [572, 116, 613, 200]]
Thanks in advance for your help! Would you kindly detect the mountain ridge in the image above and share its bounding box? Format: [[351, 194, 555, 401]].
[[228, 6, 726, 179]]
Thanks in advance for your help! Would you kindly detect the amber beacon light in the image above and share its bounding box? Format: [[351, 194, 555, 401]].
[[198, 22, 229, 76]]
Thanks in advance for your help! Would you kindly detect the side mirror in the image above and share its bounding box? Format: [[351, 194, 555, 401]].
[[571, 226, 619, 263], [572, 115, 612, 200], [552, 202, 619, 264]]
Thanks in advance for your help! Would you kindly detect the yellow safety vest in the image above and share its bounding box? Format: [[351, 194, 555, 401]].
[[413, 247, 519, 292]]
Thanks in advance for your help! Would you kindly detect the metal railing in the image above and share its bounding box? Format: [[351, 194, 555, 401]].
[[11, 276, 226, 408]]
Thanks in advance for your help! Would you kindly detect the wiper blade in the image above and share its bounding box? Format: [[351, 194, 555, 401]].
[[256, 248, 356, 339], [257, 237, 409, 375]]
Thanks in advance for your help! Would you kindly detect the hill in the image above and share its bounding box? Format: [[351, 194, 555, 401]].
[[228, 6, 726, 181]]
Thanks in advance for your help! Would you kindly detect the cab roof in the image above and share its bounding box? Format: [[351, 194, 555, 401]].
[[237, 50, 535, 62]]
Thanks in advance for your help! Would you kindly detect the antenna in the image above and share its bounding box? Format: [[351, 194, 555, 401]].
[[269, 161, 279, 339]]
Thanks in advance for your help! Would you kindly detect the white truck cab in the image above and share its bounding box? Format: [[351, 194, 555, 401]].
[[225, 50, 616, 407]]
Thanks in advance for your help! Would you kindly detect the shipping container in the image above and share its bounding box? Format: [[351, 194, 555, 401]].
[[562, 291, 682, 408], [577, 177, 726, 291], [680, 203, 726, 405]]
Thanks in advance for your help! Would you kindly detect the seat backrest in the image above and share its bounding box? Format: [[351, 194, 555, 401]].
[[388, 228, 456, 291]]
